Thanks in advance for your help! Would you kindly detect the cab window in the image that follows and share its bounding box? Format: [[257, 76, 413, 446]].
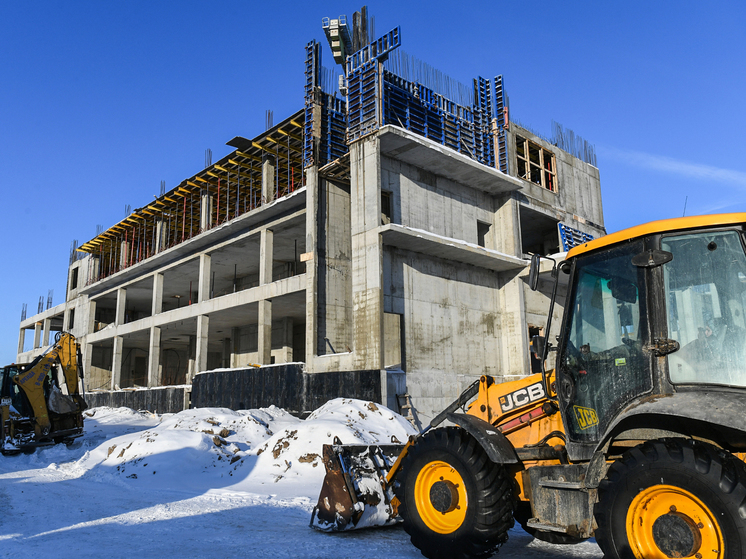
[[663, 230, 746, 387]]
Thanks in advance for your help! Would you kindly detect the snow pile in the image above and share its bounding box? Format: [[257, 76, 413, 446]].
[[73, 398, 416, 498], [0, 399, 604, 558]]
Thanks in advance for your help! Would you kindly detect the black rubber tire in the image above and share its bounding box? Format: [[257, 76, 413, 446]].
[[594, 438, 746, 559], [394, 427, 514, 559], [514, 502, 587, 545]]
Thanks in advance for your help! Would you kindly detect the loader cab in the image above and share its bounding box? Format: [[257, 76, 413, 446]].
[[555, 222, 746, 456], [0, 365, 33, 417]]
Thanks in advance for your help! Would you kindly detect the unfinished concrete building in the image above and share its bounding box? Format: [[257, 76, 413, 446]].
[[18, 10, 605, 423]]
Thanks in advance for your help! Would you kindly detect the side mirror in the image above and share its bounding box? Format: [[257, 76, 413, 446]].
[[528, 253, 541, 291]]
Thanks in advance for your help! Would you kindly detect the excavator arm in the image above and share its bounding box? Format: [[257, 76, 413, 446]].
[[11, 332, 85, 438]]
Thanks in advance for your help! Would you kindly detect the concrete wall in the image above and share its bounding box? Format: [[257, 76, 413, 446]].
[[85, 385, 189, 414], [382, 157, 497, 247], [191, 365, 382, 415], [384, 247, 504, 421]]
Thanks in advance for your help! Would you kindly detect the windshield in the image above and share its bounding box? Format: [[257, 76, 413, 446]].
[[560, 241, 651, 442], [663, 230, 746, 387]]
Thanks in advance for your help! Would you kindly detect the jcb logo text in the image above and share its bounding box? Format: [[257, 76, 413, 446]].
[[499, 382, 546, 413]]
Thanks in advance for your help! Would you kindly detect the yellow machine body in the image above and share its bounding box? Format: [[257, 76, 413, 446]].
[[1, 332, 86, 453]]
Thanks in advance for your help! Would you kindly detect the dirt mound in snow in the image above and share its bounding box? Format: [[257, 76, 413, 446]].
[[75, 399, 416, 497]]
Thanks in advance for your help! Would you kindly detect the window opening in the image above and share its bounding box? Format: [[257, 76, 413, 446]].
[[477, 221, 491, 248], [516, 135, 556, 192], [381, 191, 392, 225]]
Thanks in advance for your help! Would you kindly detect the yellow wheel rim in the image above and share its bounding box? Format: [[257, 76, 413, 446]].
[[626, 484, 723, 558], [414, 460, 468, 534]]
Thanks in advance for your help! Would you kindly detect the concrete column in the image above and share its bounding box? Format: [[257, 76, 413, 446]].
[[260, 229, 274, 284], [200, 192, 212, 231], [262, 154, 276, 204], [495, 195, 521, 256], [222, 337, 231, 368], [115, 288, 127, 325], [198, 253, 211, 303], [497, 274, 530, 379], [42, 318, 51, 347], [350, 137, 384, 370], [147, 326, 161, 387], [111, 335, 123, 390], [33, 322, 42, 350], [258, 228, 274, 365], [155, 221, 164, 253], [258, 300, 272, 364], [17, 328, 26, 357], [91, 255, 100, 282], [87, 299, 97, 335], [84, 343, 94, 393], [195, 315, 209, 374], [152, 273, 164, 315], [278, 317, 294, 363], [305, 167, 319, 366], [120, 241, 130, 268], [231, 327, 241, 368], [187, 335, 196, 383]]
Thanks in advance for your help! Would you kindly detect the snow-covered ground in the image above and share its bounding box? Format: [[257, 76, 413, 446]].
[[0, 400, 602, 558]]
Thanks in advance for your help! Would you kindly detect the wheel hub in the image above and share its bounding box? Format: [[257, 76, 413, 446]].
[[414, 460, 468, 534], [429, 480, 459, 514], [651, 512, 701, 557]]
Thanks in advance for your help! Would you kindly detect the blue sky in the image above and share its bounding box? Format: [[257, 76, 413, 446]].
[[1, 1, 744, 364]]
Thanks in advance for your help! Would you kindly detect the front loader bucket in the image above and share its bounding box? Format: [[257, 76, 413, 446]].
[[310, 442, 404, 532]]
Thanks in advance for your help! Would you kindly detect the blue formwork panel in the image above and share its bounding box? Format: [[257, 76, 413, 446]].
[[346, 26, 402, 74], [558, 222, 595, 252]]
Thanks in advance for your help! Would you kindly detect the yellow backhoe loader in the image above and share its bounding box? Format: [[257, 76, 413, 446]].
[[1, 332, 87, 454], [311, 213, 746, 559]]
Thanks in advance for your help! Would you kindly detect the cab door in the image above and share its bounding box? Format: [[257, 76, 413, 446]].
[[557, 240, 653, 448]]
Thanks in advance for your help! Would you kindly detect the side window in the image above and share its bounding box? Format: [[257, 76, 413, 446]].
[[663, 230, 746, 387]]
